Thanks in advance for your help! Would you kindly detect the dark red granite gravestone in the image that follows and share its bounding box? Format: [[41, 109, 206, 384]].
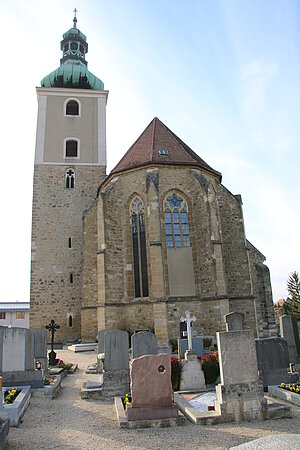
[[126, 354, 178, 421]]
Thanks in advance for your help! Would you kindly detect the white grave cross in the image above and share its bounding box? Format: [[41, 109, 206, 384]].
[[180, 310, 196, 351]]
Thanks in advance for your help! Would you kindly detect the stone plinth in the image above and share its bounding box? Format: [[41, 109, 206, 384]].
[[126, 354, 178, 421], [101, 370, 130, 397], [179, 350, 206, 391], [214, 381, 266, 422]]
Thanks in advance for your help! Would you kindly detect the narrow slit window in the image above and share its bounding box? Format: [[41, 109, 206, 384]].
[[130, 197, 149, 298], [68, 237, 72, 248], [68, 315, 73, 327], [164, 193, 190, 248], [70, 273, 74, 284], [65, 140, 78, 158]]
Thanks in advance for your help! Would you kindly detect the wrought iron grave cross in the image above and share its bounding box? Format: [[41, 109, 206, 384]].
[[45, 319, 60, 366]]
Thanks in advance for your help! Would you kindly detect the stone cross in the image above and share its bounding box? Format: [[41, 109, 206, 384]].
[[180, 311, 196, 351]]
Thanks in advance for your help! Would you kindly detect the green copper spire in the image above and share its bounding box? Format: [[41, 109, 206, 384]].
[[41, 11, 104, 90]]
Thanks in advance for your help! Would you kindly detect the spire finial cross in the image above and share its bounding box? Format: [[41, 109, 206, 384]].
[[73, 8, 78, 28]]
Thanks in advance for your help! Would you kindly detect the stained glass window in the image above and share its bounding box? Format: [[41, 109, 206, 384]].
[[164, 193, 190, 247], [130, 197, 149, 298]]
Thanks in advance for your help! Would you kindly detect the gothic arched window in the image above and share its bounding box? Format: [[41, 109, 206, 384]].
[[65, 100, 79, 116], [66, 169, 75, 189], [130, 197, 149, 298], [164, 193, 190, 247]]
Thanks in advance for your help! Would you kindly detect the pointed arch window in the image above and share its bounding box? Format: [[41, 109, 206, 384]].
[[164, 193, 190, 247], [66, 169, 75, 189], [131, 197, 149, 298]]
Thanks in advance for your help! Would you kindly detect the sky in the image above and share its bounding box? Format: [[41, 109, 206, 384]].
[[1, 0, 299, 303]]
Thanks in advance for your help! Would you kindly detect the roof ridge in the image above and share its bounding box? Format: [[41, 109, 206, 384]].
[[150, 117, 157, 162]]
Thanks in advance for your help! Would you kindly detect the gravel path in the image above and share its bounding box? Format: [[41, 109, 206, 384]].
[[7, 350, 300, 450]]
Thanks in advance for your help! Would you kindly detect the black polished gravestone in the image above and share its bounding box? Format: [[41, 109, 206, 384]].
[[45, 320, 60, 366]]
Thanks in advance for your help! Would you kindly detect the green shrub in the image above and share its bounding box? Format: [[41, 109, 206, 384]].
[[171, 356, 182, 391], [203, 338, 212, 348], [169, 339, 178, 353], [201, 352, 219, 385]]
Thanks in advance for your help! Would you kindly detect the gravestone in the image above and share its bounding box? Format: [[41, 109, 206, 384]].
[[101, 330, 130, 397], [104, 330, 129, 371], [255, 337, 295, 388], [126, 354, 178, 421], [179, 349, 206, 391], [214, 329, 266, 422], [280, 315, 300, 364], [131, 331, 158, 359], [31, 328, 48, 371], [178, 337, 204, 358], [97, 330, 108, 354], [0, 327, 43, 387], [224, 312, 245, 332]]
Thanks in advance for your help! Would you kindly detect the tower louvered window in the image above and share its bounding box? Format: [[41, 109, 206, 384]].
[[164, 193, 190, 247], [131, 197, 149, 298], [66, 140, 78, 158], [66, 100, 79, 115]]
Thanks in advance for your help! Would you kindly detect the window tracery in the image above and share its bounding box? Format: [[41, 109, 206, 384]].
[[164, 193, 190, 247], [130, 197, 149, 298]]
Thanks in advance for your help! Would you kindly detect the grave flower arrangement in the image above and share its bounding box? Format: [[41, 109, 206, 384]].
[[43, 376, 55, 385], [171, 356, 182, 391], [201, 352, 219, 385], [280, 382, 300, 395], [4, 387, 20, 404], [56, 358, 73, 371]]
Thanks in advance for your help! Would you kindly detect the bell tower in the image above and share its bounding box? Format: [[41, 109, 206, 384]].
[[30, 12, 108, 341]]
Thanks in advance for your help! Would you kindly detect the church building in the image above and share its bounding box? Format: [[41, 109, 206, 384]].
[[30, 16, 276, 343]]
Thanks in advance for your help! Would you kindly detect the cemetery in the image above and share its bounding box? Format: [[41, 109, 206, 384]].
[[0, 311, 299, 447]]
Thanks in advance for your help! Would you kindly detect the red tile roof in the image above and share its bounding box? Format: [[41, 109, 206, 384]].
[[111, 117, 221, 179]]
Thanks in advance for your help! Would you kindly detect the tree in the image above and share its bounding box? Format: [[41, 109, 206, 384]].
[[281, 271, 300, 320]]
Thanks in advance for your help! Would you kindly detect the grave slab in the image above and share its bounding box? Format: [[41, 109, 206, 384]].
[[280, 315, 300, 364], [255, 337, 291, 388], [104, 331, 129, 371], [178, 338, 204, 358], [131, 331, 158, 359], [224, 312, 245, 332]]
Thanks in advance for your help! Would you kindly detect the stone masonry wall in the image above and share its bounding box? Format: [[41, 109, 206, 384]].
[[80, 164, 274, 341], [30, 164, 106, 342], [216, 185, 253, 298]]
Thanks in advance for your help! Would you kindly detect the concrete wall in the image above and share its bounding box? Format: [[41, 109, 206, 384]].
[[0, 311, 29, 328]]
